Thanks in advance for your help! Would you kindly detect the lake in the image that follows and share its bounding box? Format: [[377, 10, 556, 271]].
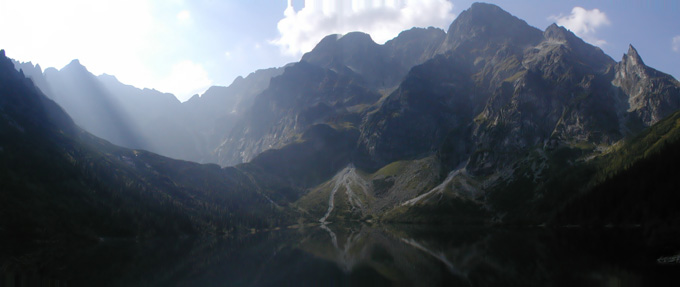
[[1, 224, 678, 286]]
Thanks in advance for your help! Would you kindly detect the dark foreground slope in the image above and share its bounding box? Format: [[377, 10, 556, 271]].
[[0, 50, 292, 241], [554, 109, 680, 228]]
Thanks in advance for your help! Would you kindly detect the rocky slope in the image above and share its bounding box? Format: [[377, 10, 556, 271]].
[[288, 3, 680, 224], [6, 2, 680, 228], [0, 50, 295, 239]]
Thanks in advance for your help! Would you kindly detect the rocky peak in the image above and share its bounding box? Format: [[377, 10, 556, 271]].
[[439, 2, 543, 53], [386, 27, 445, 45], [615, 44, 649, 85], [385, 27, 445, 59], [67, 59, 82, 66], [623, 44, 645, 67], [337, 31, 376, 46], [0, 50, 15, 76], [302, 32, 379, 67], [614, 44, 680, 126], [526, 23, 614, 74], [543, 23, 572, 42], [60, 59, 90, 75]]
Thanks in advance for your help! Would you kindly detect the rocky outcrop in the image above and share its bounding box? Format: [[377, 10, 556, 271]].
[[302, 28, 446, 91], [613, 45, 680, 126], [216, 62, 380, 166]]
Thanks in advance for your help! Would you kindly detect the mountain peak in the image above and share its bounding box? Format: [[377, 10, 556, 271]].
[[63, 59, 87, 70], [468, 2, 505, 14], [625, 44, 645, 65], [462, 2, 518, 24], [544, 23, 571, 40], [0, 49, 5, 58], [439, 2, 542, 53], [98, 73, 119, 83], [302, 31, 380, 70], [337, 31, 375, 44]]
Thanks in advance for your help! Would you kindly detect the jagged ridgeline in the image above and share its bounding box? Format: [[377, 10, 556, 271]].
[[3, 2, 680, 239]]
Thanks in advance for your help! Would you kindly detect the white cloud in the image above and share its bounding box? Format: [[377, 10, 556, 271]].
[[550, 7, 611, 46], [673, 36, 680, 53], [271, 0, 456, 56], [155, 60, 212, 102], [0, 0, 154, 80], [177, 10, 191, 21], [0, 0, 208, 101]]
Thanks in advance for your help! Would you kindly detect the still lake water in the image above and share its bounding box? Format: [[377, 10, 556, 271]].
[[1, 224, 678, 286]]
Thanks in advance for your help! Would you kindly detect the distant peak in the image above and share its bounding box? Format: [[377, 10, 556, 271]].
[[469, 2, 503, 12], [337, 31, 375, 45], [464, 2, 510, 19], [0, 49, 5, 58], [440, 2, 541, 53], [627, 44, 640, 58], [624, 44, 645, 66], [62, 59, 89, 73], [302, 31, 378, 64], [451, 2, 528, 34], [397, 26, 445, 37], [545, 23, 564, 33], [65, 59, 84, 68], [98, 73, 119, 82], [543, 23, 573, 41]]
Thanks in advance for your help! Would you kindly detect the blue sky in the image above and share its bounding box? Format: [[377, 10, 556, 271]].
[[1, 0, 678, 102]]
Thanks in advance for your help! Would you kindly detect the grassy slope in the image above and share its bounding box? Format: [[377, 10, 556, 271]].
[[553, 110, 680, 227]]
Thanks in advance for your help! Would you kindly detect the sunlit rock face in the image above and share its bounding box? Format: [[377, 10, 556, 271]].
[[215, 27, 446, 166], [613, 45, 680, 127]]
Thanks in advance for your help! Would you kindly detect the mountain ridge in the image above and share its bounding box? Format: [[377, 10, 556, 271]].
[[4, 2, 680, 230]]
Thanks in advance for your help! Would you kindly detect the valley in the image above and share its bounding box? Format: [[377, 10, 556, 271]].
[[1, 2, 680, 255]]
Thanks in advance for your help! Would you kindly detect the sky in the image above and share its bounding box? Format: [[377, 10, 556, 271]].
[[0, 0, 678, 102]]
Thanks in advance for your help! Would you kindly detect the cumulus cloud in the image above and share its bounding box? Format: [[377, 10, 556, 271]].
[[177, 10, 191, 21], [0, 0, 154, 81], [550, 7, 611, 46], [673, 36, 680, 53], [0, 0, 210, 101], [271, 0, 456, 56], [155, 60, 212, 102]]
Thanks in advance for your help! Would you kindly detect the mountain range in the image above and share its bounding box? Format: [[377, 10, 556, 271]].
[[3, 2, 680, 239]]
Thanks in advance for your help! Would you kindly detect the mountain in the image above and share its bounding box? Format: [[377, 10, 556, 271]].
[[182, 67, 284, 162], [215, 27, 448, 166], [613, 45, 680, 127], [12, 59, 284, 164], [286, 3, 680, 224], [4, 2, 680, 232], [301, 27, 445, 91], [215, 61, 381, 166], [0, 50, 295, 240]]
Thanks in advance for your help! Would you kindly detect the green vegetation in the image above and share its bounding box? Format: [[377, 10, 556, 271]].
[[372, 160, 409, 177], [553, 110, 680, 229]]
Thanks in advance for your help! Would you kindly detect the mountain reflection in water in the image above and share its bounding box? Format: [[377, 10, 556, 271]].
[[1, 224, 677, 286]]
